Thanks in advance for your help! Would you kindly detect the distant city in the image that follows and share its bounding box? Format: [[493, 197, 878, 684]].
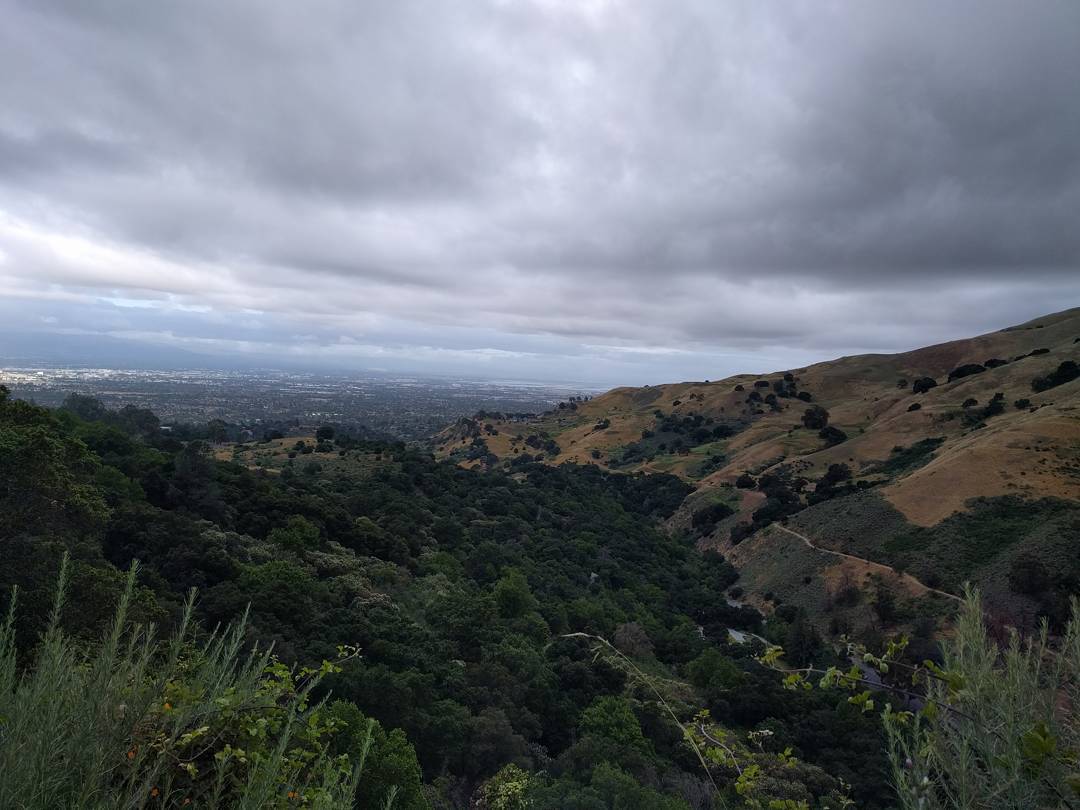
[[0, 365, 601, 441]]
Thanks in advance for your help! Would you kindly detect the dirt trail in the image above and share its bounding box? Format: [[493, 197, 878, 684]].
[[771, 524, 962, 603]]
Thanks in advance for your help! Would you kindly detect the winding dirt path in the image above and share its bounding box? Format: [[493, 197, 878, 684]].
[[771, 524, 962, 603]]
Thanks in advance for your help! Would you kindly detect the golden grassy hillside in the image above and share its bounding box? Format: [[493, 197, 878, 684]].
[[436, 308, 1080, 626], [438, 308, 1079, 522]]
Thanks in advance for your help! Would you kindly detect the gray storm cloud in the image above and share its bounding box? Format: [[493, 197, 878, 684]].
[[1, 0, 1078, 384]]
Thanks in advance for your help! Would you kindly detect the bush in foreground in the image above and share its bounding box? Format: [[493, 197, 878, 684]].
[[0, 558, 395, 810], [765, 589, 1080, 810]]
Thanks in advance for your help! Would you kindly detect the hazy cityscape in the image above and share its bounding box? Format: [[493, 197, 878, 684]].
[[0, 365, 597, 441]]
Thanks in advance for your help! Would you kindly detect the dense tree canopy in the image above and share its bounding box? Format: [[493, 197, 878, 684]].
[[0, 387, 896, 808]]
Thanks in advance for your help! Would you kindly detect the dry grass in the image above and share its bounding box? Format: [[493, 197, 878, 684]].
[[434, 308, 1080, 532]]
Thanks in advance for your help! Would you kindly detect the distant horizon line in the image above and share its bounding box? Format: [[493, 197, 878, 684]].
[[0, 361, 609, 393]]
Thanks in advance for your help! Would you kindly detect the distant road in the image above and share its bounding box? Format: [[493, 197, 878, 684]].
[[771, 524, 962, 603]]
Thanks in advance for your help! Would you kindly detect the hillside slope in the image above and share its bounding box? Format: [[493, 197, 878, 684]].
[[436, 308, 1080, 629]]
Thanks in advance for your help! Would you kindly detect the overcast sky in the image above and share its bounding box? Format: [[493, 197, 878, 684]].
[[1, 1, 1078, 385]]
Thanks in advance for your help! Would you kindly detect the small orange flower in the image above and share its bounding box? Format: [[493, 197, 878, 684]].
[[287, 790, 298, 800], [127, 747, 137, 760], [163, 702, 172, 710], [150, 787, 160, 798], [182, 800, 191, 806]]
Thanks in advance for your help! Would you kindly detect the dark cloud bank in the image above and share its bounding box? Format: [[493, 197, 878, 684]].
[[1, 0, 1078, 384]]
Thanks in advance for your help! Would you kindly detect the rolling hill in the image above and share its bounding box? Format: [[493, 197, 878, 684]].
[[436, 308, 1080, 633]]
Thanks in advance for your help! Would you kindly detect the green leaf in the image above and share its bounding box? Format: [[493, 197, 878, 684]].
[[1020, 723, 1057, 770], [1065, 773, 1080, 796]]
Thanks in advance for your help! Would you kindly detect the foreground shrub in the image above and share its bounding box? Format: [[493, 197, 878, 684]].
[[764, 589, 1080, 810], [883, 591, 1080, 810], [0, 558, 373, 809]]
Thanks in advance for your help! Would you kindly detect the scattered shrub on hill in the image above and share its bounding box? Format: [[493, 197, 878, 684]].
[[710, 423, 737, 439], [688, 426, 710, 443], [746, 391, 762, 403], [801, 405, 829, 430], [872, 437, 945, 478], [1031, 360, 1079, 392], [695, 454, 727, 478], [772, 378, 798, 398], [1014, 398, 1031, 409], [947, 363, 986, 382], [980, 398, 1005, 419], [691, 501, 736, 535], [753, 380, 770, 388], [907, 403, 922, 412], [896, 378, 908, 388], [733, 384, 744, 392], [1013, 347, 1052, 361], [593, 418, 611, 431], [962, 398, 978, 408], [729, 521, 754, 545], [911, 377, 937, 394], [509, 452, 538, 468], [820, 464, 851, 486], [467, 437, 491, 460], [808, 463, 856, 505], [796, 391, 813, 402], [747, 473, 804, 528], [735, 473, 757, 489], [818, 425, 848, 447], [983, 358, 1007, 368], [525, 434, 561, 456]]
